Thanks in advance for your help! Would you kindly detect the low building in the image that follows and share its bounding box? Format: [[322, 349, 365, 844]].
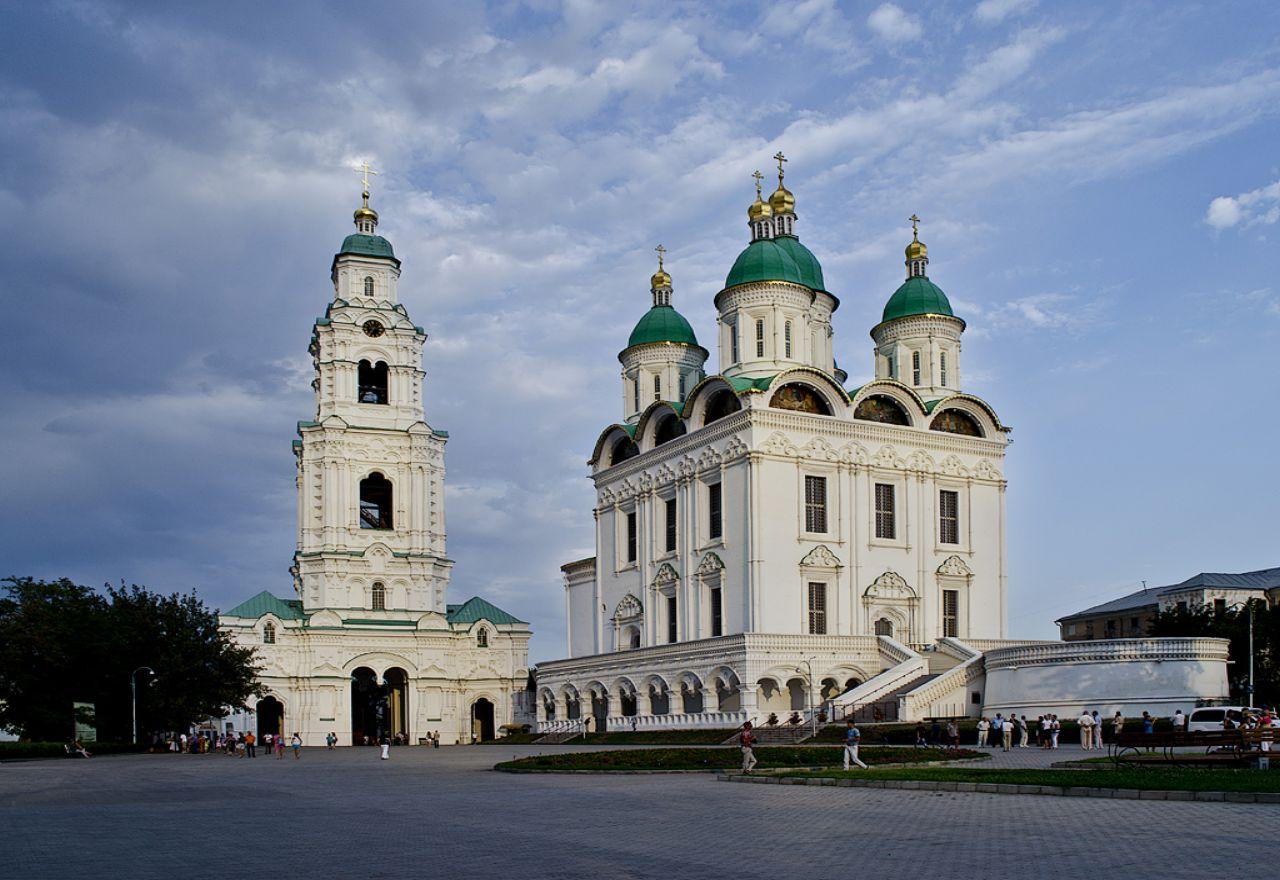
[[1055, 566, 1279, 641]]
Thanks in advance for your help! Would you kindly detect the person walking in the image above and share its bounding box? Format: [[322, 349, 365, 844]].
[[291, 732, 302, 759], [246, 731, 256, 758], [946, 720, 959, 751], [915, 721, 928, 748], [1077, 710, 1095, 750], [380, 735, 390, 761], [740, 721, 758, 774], [843, 720, 868, 769], [976, 717, 990, 748]]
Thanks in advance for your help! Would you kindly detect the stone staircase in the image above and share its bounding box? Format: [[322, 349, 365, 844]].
[[533, 721, 586, 744]]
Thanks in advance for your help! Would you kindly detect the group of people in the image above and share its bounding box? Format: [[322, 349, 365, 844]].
[[151, 730, 302, 758]]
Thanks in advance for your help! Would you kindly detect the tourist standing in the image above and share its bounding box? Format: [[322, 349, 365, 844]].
[[1171, 708, 1186, 731], [1050, 715, 1061, 749], [1077, 710, 1095, 749], [843, 720, 868, 769], [275, 734, 285, 759], [1016, 715, 1028, 748], [291, 732, 302, 758], [380, 735, 390, 760], [246, 731, 256, 758], [915, 721, 928, 748], [976, 717, 989, 747], [1112, 711, 1125, 741], [740, 721, 758, 773], [991, 714, 1004, 750], [946, 720, 959, 751], [327, 731, 337, 750], [1091, 711, 1103, 749], [1001, 715, 1013, 752]]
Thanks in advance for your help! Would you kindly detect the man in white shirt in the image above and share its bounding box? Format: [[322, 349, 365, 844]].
[[1171, 709, 1186, 731], [1077, 711, 1095, 749], [1091, 711, 1103, 749]]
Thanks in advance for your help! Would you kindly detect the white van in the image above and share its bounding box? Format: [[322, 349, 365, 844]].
[[1186, 706, 1252, 732]]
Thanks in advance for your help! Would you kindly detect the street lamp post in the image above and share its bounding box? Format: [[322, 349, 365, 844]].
[[1227, 601, 1257, 708], [795, 658, 817, 738], [131, 666, 156, 746]]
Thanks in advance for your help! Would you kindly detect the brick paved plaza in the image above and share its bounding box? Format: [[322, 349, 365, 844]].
[[2, 744, 1275, 878]]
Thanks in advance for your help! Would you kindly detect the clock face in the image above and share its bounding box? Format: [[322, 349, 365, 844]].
[[362, 320, 385, 338]]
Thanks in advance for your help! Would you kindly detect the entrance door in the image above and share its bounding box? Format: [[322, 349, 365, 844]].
[[471, 698, 495, 742], [256, 697, 284, 739]]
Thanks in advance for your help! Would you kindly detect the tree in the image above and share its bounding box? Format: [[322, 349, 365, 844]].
[[1148, 599, 1277, 707], [0, 577, 262, 741]]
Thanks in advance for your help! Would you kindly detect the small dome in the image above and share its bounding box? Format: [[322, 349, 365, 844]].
[[650, 269, 672, 289], [354, 204, 378, 224], [905, 237, 927, 261], [724, 237, 825, 292], [769, 184, 795, 215], [627, 305, 699, 348], [748, 195, 773, 222], [881, 276, 955, 324], [339, 233, 396, 259]]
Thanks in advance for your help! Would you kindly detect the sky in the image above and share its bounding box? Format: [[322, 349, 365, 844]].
[[1, 0, 1278, 663]]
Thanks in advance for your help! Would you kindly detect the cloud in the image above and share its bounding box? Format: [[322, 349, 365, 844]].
[[974, 0, 1037, 24], [1205, 178, 1280, 230], [867, 4, 922, 43]]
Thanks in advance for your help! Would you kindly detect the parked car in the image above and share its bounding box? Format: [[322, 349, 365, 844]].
[[1186, 706, 1253, 731]]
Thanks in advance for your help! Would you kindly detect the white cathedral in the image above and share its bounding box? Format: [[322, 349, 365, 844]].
[[536, 158, 1026, 730], [220, 178, 531, 746]]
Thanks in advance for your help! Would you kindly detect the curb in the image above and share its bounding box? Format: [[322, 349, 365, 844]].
[[716, 774, 1280, 804]]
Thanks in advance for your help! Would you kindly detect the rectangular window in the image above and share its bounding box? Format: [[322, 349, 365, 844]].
[[1213, 598, 1226, 615], [939, 489, 959, 544], [730, 322, 739, 362], [940, 352, 948, 387], [785, 321, 792, 358], [678, 371, 686, 401], [665, 498, 677, 553], [1065, 623, 1076, 636], [653, 374, 661, 401], [626, 512, 637, 563], [943, 589, 958, 638], [807, 582, 827, 635], [632, 377, 640, 413], [804, 475, 828, 533], [667, 595, 678, 643], [710, 587, 723, 637], [755, 319, 765, 357], [708, 482, 722, 540], [874, 483, 896, 539], [1176, 601, 1188, 612], [912, 350, 921, 385]]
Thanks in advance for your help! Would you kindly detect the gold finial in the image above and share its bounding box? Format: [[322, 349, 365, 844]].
[[905, 213, 928, 266], [748, 170, 772, 223], [909, 213, 921, 240], [752, 169, 764, 197], [655, 243, 666, 271], [774, 151, 787, 181], [650, 244, 672, 290], [768, 153, 794, 216]]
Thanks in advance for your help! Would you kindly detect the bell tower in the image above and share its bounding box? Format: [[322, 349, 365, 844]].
[[293, 166, 452, 615]]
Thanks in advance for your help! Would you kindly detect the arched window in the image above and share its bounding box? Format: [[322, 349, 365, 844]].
[[610, 436, 639, 465], [654, 413, 686, 446], [476, 627, 489, 647], [371, 582, 386, 610], [358, 359, 388, 404], [854, 394, 910, 425], [912, 351, 921, 386], [940, 352, 948, 387], [770, 383, 832, 415], [874, 618, 894, 637], [653, 374, 661, 401], [263, 622, 276, 644], [930, 409, 984, 437], [359, 473, 394, 529], [755, 319, 765, 357], [703, 389, 742, 426], [363, 276, 374, 297], [784, 321, 792, 358]]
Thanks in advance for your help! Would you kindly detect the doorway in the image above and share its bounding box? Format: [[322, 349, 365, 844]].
[[472, 698, 495, 742]]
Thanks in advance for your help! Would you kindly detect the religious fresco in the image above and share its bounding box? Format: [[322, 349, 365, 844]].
[[770, 383, 831, 415], [853, 394, 910, 425], [930, 408, 984, 437]]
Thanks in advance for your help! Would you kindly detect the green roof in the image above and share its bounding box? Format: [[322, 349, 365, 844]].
[[882, 276, 955, 323], [724, 236, 825, 292], [446, 596, 526, 626], [726, 375, 776, 393], [338, 233, 396, 260], [626, 305, 699, 348], [223, 591, 305, 620]]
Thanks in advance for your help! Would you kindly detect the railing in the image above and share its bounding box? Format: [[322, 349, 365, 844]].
[[534, 719, 587, 738], [983, 637, 1231, 669], [604, 710, 748, 731], [902, 651, 985, 720]]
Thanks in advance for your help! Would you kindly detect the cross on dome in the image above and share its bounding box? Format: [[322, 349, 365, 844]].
[[354, 161, 379, 197], [352, 161, 380, 233], [905, 212, 928, 276], [650, 244, 672, 303]]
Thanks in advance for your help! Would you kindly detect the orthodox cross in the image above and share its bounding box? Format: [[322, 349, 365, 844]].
[[355, 161, 379, 195], [909, 213, 921, 238], [774, 151, 787, 179], [655, 243, 666, 270], [752, 169, 764, 196]]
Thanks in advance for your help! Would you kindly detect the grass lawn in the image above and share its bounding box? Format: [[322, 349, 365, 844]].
[[778, 766, 1280, 793], [495, 746, 982, 772]]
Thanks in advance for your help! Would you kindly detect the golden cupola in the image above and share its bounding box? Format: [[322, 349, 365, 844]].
[[905, 214, 929, 278], [768, 151, 796, 236], [747, 170, 774, 242]]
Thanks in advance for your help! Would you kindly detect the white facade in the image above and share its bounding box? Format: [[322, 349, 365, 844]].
[[221, 190, 531, 745]]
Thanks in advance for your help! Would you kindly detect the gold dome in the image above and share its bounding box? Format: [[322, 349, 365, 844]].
[[748, 195, 773, 222], [905, 237, 927, 261], [651, 268, 672, 289], [769, 184, 794, 215], [354, 205, 378, 223]]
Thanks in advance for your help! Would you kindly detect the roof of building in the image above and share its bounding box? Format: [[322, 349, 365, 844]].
[[445, 596, 527, 626], [881, 275, 955, 323], [1058, 566, 1280, 622], [338, 233, 396, 260], [724, 236, 826, 292], [222, 591, 306, 620], [626, 305, 699, 348]]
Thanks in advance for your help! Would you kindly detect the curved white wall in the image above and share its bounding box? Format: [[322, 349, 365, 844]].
[[982, 637, 1230, 718]]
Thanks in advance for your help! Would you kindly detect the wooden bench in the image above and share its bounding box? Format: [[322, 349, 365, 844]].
[[1109, 729, 1274, 767]]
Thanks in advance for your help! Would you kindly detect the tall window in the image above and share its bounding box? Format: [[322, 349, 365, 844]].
[[784, 321, 792, 357], [665, 498, 677, 553], [874, 617, 893, 637], [710, 587, 723, 637], [755, 319, 765, 357], [804, 475, 828, 533], [939, 490, 959, 544], [358, 360, 389, 404], [942, 589, 958, 638], [633, 378, 640, 413], [678, 371, 686, 401], [912, 351, 921, 385], [874, 483, 896, 540], [263, 622, 276, 644], [667, 595, 678, 643], [476, 628, 489, 648], [653, 374, 661, 401], [730, 322, 739, 363], [363, 276, 374, 297], [371, 582, 386, 610], [626, 512, 638, 563], [807, 582, 827, 635], [886, 353, 897, 380], [708, 482, 722, 540], [359, 473, 393, 529], [940, 352, 948, 387]]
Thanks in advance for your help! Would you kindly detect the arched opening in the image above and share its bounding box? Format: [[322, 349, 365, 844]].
[[384, 668, 409, 742], [844, 677, 863, 692], [703, 389, 742, 426], [262, 622, 275, 644], [256, 696, 284, 739], [854, 394, 910, 425], [472, 698, 495, 742], [653, 413, 686, 446], [357, 359, 389, 404], [476, 627, 489, 647], [874, 618, 894, 637], [819, 677, 841, 701], [610, 437, 639, 465], [591, 691, 609, 732], [622, 625, 641, 649], [786, 677, 808, 712], [681, 684, 704, 714], [350, 667, 381, 745], [619, 689, 637, 717], [770, 383, 832, 415], [564, 692, 580, 720], [371, 582, 386, 610], [930, 408, 985, 437], [363, 276, 375, 297], [359, 473, 393, 530]]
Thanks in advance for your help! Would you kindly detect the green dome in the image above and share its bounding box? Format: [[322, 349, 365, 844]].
[[724, 236, 825, 292], [882, 275, 954, 323], [339, 233, 396, 259], [627, 305, 699, 348]]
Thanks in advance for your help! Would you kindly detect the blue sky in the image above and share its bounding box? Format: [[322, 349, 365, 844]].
[[1, 1, 1277, 662]]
